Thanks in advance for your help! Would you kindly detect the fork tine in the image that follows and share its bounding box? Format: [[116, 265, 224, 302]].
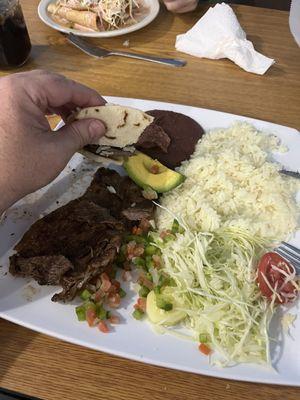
[[275, 248, 300, 270], [281, 241, 300, 256], [278, 245, 300, 263]]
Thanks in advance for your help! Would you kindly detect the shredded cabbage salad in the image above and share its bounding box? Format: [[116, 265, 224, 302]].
[[147, 222, 277, 366]]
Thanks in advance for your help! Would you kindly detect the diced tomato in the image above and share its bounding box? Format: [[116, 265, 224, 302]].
[[109, 279, 121, 294], [133, 245, 144, 257], [86, 308, 97, 327], [126, 241, 137, 260], [152, 254, 161, 268], [137, 297, 147, 312], [198, 343, 212, 356], [126, 242, 144, 260], [109, 315, 120, 324], [98, 321, 109, 333], [134, 300, 146, 312], [100, 279, 112, 292], [94, 289, 104, 303], [101, 272, 110, 282], [150, 164, 160, 174], [257, 252, 298, 304], [112, 280, 121, 290], [108, 293, 121, 308]]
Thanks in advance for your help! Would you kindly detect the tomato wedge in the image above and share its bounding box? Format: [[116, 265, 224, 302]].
[[257, 252, 298, 304]]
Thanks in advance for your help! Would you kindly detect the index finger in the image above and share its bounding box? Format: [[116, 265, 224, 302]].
[[24, 70, 106, 112]]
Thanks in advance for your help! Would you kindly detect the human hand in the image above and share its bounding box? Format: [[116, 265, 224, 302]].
[[0, 69, 106, 214], [163, 0, 198, 13]]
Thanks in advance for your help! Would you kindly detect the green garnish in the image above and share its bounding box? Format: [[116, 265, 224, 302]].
[[80, 289, 91, 301], [132, 309, 145, 320], [75, 305, 86, 321], [199, 333, 209, 343], [171, 219, 184, 234], [145, 256, 154, 269], [84, 301, 96, 311], [165, 277, 176, 287], [119, 288, 127, 298], [163, 234, 175, 243], [132, 257, 146, 268], [145, 245, 157, 256], [158, 275, 166, 286], [156, 296, 173, 311], [154, 286, 161, 295], [96, 304, 109, 320], [139, 285, 150, 298], [145, 272, 153, 282]]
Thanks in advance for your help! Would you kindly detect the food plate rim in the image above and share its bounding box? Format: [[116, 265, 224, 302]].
[[0, 96, 299, 387]]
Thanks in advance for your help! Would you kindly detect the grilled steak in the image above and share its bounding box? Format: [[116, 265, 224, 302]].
[[9, 255, 73, 286], [84, 168, 154, 222], [9, 168, 154, 302]]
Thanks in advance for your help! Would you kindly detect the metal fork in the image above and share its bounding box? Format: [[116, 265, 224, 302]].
[[65, 33, 186, 67], [275, 241, 300, 274]]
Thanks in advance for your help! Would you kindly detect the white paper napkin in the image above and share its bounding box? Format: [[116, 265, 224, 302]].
[[175, 3, 275, 75]]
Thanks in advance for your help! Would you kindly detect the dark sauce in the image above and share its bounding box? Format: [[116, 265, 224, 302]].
[[0, 1, 31, 68]]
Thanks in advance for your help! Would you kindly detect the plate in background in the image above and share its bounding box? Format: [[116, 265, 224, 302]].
[[38, 0, 160, 38]]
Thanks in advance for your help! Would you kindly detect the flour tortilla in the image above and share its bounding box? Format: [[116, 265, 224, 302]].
[[73, 105, 154, 148], [47, 4, 100, 30]]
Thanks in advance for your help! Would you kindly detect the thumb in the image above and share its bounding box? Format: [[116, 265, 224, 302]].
[[56, 118, 106, 152]]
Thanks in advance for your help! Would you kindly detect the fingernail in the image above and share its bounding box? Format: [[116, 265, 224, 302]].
[[89, 120, 106, 142]]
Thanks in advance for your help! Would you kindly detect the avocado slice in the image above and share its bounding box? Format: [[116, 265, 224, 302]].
[[124, 153, 184, 193]]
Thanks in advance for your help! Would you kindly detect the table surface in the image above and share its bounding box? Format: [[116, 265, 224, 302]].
[[1, 1, 300, 399]]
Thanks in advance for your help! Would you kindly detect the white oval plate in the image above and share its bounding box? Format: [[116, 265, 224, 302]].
[[0, 97, 300, 386], [38, 0, 160, 38]]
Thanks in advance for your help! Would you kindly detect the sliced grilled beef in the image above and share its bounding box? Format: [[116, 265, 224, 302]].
[[84, 168, 154, 222], [52, 236, 121, 302], [9, 168, 153, 302], [14, 199, 122, 260], [9, 255, 73, 286]]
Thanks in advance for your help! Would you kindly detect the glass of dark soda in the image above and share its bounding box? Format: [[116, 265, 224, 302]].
[[0, 0, 31, 68]]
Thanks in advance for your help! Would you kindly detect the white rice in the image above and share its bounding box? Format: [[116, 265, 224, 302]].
[[157, 122, 299, 241]]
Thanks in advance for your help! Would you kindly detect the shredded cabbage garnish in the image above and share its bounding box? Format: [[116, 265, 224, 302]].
[[58, 0, 140, 29], [151, 226, 276, 366]]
